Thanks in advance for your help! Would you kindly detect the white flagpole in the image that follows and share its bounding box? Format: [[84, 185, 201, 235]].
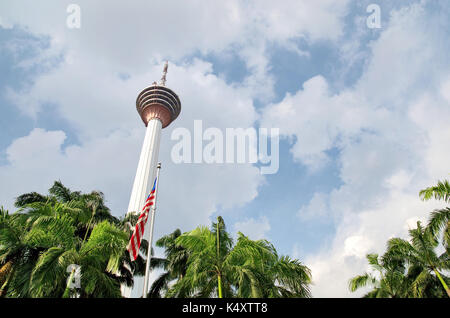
[[142, 162, 162, 298]]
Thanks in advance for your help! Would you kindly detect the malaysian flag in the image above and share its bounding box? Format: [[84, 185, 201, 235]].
[[127, 179, 157, 261]]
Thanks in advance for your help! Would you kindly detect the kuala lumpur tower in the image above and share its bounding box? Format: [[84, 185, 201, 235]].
[[127, 62, 181, 217], [122, 63, 180, 297]]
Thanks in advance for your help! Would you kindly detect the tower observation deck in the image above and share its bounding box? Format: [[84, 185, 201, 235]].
[[136, 84, 181, 128]]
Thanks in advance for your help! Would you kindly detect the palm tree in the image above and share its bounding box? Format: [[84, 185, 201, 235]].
[[0, 199, 129, 297], [15, 181, 117, 226], [1, 181, 148, 297], [349, 253, 410, 298], [14, 192, 50, 207], [386, 221, 450, 297], [29, 218, 128, 298], [349, 231, 449, 298], [147, 229, 189, 298], [350, 178, 450, 298], [265, 254, 312, 297], [165, 217, 232, 297], [0, 206, 38, 297], [167, 216, 312, 298]]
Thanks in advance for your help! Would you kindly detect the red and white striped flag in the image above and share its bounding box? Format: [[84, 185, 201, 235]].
[[127, 179, 157, 261]]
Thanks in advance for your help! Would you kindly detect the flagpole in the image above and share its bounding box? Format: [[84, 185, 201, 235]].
[[142, 162, 162, 298]]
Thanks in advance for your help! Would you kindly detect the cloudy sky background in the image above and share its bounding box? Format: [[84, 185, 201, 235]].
[[1, 0, 449, 297]]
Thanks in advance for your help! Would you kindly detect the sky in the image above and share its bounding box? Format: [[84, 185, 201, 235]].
[[1, 0, 450, 297]]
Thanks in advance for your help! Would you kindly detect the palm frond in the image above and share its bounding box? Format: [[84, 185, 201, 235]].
[[427, 208, 450, 244], [420, 179, 450, 203]]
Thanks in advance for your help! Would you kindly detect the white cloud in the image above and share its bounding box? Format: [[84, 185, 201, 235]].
[[404, 216, 427, 232], [0, 1, 350, 55], [298, 192, 329, 221], [343, 235, 373, 259], [384, 170, 413, 191], [356, 3, 436, 109], [6, 128, 66, 164], [260, 75, 373, 171], [232, 216, 271, 241], [440, 77, 450, 103], [1, 128, 141, 214], [0, 0, 351, 105]]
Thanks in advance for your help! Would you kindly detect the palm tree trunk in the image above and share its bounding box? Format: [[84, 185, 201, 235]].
[[216, 217, 223, 298], [217, 273, 223, 298], [83, 207, 97, 243], [62, 268, 76, 298], [433, 268, 450, 298]]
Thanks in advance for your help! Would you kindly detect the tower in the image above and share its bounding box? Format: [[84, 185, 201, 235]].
[[122, 62, 180, 298], [127, 62, 181, 216]]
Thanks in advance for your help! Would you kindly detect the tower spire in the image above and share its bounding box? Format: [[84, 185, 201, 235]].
[[160, 61, 168, 86]]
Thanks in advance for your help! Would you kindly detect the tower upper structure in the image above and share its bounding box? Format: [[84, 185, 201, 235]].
[[136, 61, 181, 128]]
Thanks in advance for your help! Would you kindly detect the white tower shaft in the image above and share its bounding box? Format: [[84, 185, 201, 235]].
[[127, 118, 162, 215], [122, 118, 162, 298]]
